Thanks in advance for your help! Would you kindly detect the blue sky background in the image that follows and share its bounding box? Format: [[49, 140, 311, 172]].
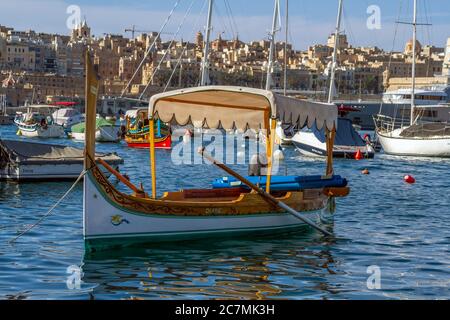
[[0, 0, 449, 51]]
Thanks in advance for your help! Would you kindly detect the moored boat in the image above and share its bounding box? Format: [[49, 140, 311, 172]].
[[70, 117, 121, 142], [373, 0, 450, 157], [292, 118, 375, 158], [52, 107, 84, 131], [14, 105, 65, 138], [124, 108, 171, 149], [0, 139, 123, 181], [83, 49, 349, 251]]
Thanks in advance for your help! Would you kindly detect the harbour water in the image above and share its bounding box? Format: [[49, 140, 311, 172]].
[[0, 124, 449, 300]]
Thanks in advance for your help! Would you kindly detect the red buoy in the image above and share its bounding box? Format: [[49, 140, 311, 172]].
[[404, 175, 416, 184], [355, 149, 363, 160]]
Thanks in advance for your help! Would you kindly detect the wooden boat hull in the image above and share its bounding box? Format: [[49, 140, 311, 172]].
[[125, 134, 172, 149], [83, 164, 335, 251]]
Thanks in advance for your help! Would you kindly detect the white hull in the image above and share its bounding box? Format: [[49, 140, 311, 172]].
[[71, 126, 120, 142], [54, 117, 83, 130], [83, 173, 330, 249], [377, 128, 450, 157], [17, 124, 65, 138]]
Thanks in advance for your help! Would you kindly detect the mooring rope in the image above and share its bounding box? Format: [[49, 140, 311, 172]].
[[9, 169, 89, 244]]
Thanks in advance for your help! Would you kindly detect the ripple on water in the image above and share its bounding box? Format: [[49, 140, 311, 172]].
[[0, 125, 449, 299]]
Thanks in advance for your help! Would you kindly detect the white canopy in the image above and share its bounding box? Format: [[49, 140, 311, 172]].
[[125, 107, 147, 119], [149, 86, 337, 131]]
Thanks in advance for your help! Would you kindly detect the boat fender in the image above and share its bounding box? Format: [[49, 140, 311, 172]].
[[354, 149, 363, 160], [183, 129, 191, 144], [404, 175, 415, 184], [16, 129, 22, 136], [273, 149, 284, 161]]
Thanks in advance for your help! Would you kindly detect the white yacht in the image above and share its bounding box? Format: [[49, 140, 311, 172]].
[[382, 87, 448, 105], [52, 107, 84, 131]]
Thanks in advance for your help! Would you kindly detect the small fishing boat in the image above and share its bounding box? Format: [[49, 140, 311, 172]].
[[14, 105, 65, 138], [70, 117, 121, 142], [0, 139, 123, 181], [82, 49, 349, 251], [124, 108, 171, 149], [292, 118, 375, 159], [52, 107, 84, 131]]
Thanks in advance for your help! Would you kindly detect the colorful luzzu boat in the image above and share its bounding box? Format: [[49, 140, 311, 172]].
[[83, 52, 349, 251], [124, 108, 172, 149]]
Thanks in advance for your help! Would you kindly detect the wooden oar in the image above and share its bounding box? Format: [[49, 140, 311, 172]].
[[198, 147, 333, 237]]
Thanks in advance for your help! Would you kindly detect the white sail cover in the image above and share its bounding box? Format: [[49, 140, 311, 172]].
[[149, 86, 337, 131]]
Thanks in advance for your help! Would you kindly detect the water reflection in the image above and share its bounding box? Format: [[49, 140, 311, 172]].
[[82, 233, 338, 300]]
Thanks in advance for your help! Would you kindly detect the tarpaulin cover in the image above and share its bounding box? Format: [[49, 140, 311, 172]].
[[311, 118, 365, 147]]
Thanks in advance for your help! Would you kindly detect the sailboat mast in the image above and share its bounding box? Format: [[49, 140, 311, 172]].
[[201, 0, 214, 86], [266, 0, 280, 91], [410, 0, 417, 125], [283, 0, 288, 96], [328, 0, 344, 104]]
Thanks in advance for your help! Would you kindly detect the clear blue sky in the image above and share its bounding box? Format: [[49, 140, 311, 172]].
[[1, 0, 449, 51]]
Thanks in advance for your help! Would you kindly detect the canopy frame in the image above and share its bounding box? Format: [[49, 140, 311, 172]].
[[147, 86, 338, 196]]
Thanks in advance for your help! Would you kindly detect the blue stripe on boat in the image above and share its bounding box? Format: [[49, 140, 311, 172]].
[[212, 175, 347, 191]]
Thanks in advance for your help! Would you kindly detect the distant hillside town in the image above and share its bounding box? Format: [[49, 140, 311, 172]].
[[1, 21, 449, 108]]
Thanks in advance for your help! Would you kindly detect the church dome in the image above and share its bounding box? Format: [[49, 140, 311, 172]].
[[404, 39, 422, 55]]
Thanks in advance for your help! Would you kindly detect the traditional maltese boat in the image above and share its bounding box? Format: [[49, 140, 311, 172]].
[[83, 52, 349, 251], [124, 108, 172, 149]]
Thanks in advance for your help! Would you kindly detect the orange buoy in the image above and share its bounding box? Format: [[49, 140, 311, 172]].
[[361, 168, 370, 175], [404, 175, 415, 184], [355, 149, 363, 160]]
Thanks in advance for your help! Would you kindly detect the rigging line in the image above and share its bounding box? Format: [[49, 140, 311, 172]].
[[224, 0, 239, 38], [213, 0, 232, 39], [379, 0, 404, 115], [164, 0, 209, 91], [9, 169, 89, 244], [120, 0, 181, 98], [222, 0, 235, 39], [423, 0, 432, 48], [139, 0, 196, 100], [342, 7, 355, 48]]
